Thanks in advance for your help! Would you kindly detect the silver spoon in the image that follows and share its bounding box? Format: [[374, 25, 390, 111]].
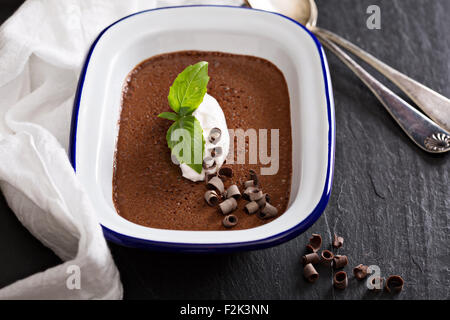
[[246, 0, 450, 153]]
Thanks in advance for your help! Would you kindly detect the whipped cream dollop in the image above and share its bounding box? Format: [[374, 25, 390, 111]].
[[180, 93, 230, 182]]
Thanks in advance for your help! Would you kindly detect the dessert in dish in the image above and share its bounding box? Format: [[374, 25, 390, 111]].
[[113, 51, 292, 231]]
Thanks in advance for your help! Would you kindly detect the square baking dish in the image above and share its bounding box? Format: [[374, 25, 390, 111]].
[[70, 5, 335, 252]]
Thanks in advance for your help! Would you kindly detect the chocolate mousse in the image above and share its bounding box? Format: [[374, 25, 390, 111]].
[[113, 51, 292, 231]]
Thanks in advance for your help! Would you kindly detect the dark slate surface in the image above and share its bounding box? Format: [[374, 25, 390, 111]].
[[0, 0, 448, 300]]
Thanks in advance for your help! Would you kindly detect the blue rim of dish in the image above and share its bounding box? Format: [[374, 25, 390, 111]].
[[69, 5, 335, 253]]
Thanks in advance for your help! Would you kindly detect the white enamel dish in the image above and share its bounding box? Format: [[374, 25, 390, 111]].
[[69, 5, 335, 253]]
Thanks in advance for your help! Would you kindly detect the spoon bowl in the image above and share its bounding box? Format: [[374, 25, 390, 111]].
[[247, 0, 317, 28]]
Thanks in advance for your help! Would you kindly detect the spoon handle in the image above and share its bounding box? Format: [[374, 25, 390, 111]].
[[315, 27, 450, 132], [316, 34, 450, 153]]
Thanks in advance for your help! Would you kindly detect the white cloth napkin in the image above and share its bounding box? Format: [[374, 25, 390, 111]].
[[0, 0, 242, 300]]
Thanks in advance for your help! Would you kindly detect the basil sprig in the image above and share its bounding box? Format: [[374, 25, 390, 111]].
[[158, 61, 210, 173]]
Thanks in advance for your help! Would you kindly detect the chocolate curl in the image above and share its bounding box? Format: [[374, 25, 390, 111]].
[[244, 180, 256, 188], [307, 234, 322, 253], [226, 185, 241, 200], [219, 198, 237, 215], [302, 253, 320, 265], [303, 263, 319, 283], [333, 255, 349, 269], [218, 166, 233, 179], [243, 186, 259, 200], [385, 275, 404, 293], [257, 203, 278, 220], [207, 176, 225, 194], [205, 173, 217, 184], [320, 250, 334, 266], [223, 214, 238, 228], [208, 127, 222, 144], [256, 194, 270, 208], [244, 201, 259, 215], [368, 277, 384, 291], [249, 189, 264, 201], [332, 234, 344, 249], [204, 190, 219, 207], [353, 264, 368, 280], [249, 169, 259, 186], [333, 271, 348, 289]]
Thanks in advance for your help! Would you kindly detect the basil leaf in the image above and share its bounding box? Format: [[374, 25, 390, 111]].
[[166, 115, 205, 174], [168, 61, 209, 115], [158, 61, 209, 175], [157, 112, 179, 121]]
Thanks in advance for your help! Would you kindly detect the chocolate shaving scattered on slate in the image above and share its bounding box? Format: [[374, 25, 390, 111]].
[[226, 185, 241, 200], [206, 176, 225, 194], [219, 198, 237, 215], [333, 255, 349, 269], [244, 201, 259, 215], [385, 275, 404, 293], [257, 203, 278, 219], [244, 180, 256, 188], [223, 214, 238, 228], [218, 166, 233, 179], [303, 263, 319, 283], [369, 277, 384, 291], [208, 127, 221, 144], [320, 249, 334, 266], [333, 271, 348, 289], [204, 190, 219, 206], [332, 234, 344, 249], [353, 264, 368, 280], [308, 234, 322, 252], [298, 232, 403, 293], [302, 253, 320, 265], [249, 169, 259, 186]]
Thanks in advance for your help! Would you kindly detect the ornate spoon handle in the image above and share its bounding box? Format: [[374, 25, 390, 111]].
[[317, 34, 450, 153], [315, 27, 450, 132]]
